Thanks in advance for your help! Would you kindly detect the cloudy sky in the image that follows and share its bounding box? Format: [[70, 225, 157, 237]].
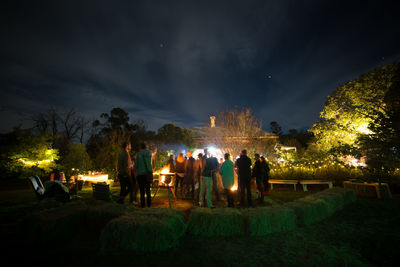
[[1, 0, 399, 133]]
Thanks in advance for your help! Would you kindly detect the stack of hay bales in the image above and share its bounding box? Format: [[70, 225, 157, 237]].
[[100, 208, 186, 253], [23, 201, 88, 245], [242, 206, 297, 236], [285, 187, 356, 226], [84, 203, 132, 238], [187, 208, 244, 237]]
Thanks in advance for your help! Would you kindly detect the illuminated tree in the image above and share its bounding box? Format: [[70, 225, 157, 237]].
[[310, 63, 399, 153], [1, 128, 59, 178], [358, 75, 400, 175]]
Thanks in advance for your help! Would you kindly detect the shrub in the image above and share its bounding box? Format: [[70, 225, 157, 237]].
[[187, 208, 244, 237], [100, 208, 186, 252], [242, 206, 297, 236]]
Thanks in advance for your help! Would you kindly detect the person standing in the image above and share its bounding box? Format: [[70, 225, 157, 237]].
[[117, 142, 133, 204], [252, 153, 265, 203], [175, 152, 185, 198], [130, 153, 138, 204], [200, 149, 217, 208], [183, 151, 195, 199], [260, 156, 270, 195], [166, 154, 175, 173], [193, 153, 203, 204], [209, 154, 221, 201], [219, 153, 235, 207], [235, 149, 252, 207], [134, 143, 153, 208]]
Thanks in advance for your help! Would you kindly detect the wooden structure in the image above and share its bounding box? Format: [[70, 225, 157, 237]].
[[343, 181, 392, 199], [92, 183, 112, 201], [300, 180, 333, 191], [268, 179, 298, 191]]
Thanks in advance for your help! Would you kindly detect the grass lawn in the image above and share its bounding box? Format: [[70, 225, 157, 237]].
[[1, 183, 399, 266]]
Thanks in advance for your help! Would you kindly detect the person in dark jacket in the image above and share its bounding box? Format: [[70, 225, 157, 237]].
[[235, 149, 252, 207], [252, 153, 265, 203], [183, 151, 195, 199], [166, 154, 175, 172], [260, 156, 270, 195], [117, 142, 133, 204], [175, 152, 185, 198]]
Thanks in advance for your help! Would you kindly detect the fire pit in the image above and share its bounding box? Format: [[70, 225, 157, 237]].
[[153, 167, 176, 208]]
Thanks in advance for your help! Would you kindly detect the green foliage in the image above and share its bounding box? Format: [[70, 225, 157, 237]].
[[242, 206, 297, 236], [156, 123, 196, 148], [152, 150, 169, 170], [187, 208, 244, 237], [100, 208, 186, 252], [270, 159, 364, 185], [61, 142, 92, 177], [358, 76, 400, 175], [90, 129, 131, 179], [310, 63, 399, 153], [1, 128, 59, 178]]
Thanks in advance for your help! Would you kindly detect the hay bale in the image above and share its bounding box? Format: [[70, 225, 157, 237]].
[[23, 202, 88, 245], [100, 208, 186, 252], [187, 208, 244, 237], [85, 203, 133, 237], [311, 191, 345, 215], [285, 197, 331, 226], [242, 206, 297, 236], [311, 187, 356, 213]]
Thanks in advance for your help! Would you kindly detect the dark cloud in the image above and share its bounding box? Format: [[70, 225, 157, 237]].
[[1, 0, 399, 133]]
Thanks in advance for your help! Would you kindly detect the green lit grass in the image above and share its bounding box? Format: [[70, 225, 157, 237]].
[[1, 184, 398, 266]]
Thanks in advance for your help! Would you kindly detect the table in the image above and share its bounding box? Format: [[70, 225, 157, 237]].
[[268, 179, 298, 191], [300, 180, 333, 191], [343, 181, 392, 199]]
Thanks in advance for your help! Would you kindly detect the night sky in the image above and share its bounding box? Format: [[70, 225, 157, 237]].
[[1, 0, 399, 134]]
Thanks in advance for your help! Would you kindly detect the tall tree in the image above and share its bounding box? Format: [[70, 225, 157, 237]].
[[270, 121, 283, 136], [31, 107, 89, 155], [358, 72, 400, 175], [156, 123, 195, 148], [1, 128, 59, 178], [310, 63, 399, 153], [203, 108, 273, 157]]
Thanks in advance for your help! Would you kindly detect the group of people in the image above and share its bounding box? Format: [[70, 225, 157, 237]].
[[117, 141, 270, 209], [200, 149, 270, 208], [117, 142, 153, 208]]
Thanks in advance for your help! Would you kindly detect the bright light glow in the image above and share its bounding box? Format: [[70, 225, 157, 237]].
[[155, 166, 174, 186], [19, 158, 52, 166], [231, 185, 238, 191], [356, 123, 373, 135], [80, 174, 109, 183]]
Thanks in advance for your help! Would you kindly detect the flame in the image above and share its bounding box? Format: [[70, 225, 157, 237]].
[[160, 167, 170, 174], [231, 185, 238, 191], [156, 166, 174, 186]]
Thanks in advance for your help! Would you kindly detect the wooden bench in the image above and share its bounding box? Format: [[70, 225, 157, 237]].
[[300, 180, 333, 191], [268, 179, 298, 191], [343, 181, 392, 199], [92, 183, 112, 201]]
